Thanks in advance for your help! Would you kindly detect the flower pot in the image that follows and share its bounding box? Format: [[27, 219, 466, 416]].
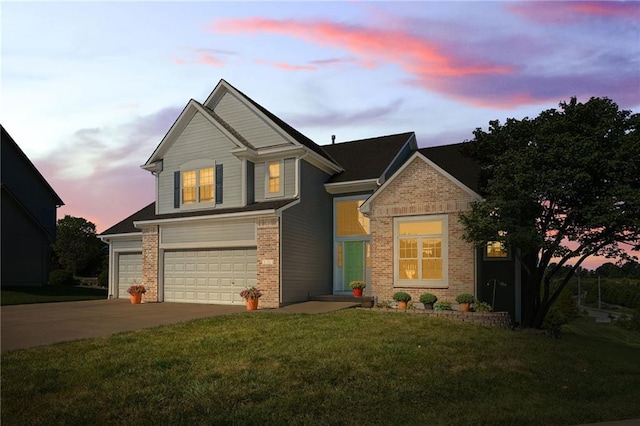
[[130, 294, 142, 304], [398, 301, 408, 310], [423, 303, 433, 310], [246, 298, 259, 311], [352, 288, 363, 297], [459, 302, 471, 312]]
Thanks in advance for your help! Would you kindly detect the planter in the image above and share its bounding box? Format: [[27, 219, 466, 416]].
[[423, 303, 433, 310], [245, 298, 259, 311], [130, 294, 142, 304], [398, 301, 408, 310], [352, 288, 363, 297], [459, 302, 471, 312]]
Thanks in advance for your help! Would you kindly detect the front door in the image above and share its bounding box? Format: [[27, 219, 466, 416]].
[[343, 241, 364, 291]]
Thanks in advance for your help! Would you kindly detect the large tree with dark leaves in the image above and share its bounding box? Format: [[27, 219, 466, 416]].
[[459, 97, 640, 328], [52, 215, 106, 276]]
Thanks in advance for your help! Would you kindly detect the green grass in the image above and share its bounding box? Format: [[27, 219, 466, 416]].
[[2, 310, 640, 425], [563, 315, 640, 349], [1, 285, 107, 305]]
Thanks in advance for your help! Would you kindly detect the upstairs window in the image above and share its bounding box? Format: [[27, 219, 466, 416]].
[[266, 160, 283, 197], [181, 167, 214, 205]]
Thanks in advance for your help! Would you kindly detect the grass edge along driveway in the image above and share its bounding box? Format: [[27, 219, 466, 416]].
[[2, 310, 640, 425]]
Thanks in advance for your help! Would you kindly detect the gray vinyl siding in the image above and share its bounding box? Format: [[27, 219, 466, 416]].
[[280, 160, 333, 303], [157, 112, 243, 214], [214, 92, 292, 149], [254, 158, 296, 202], [111, 238, 142, 251], [161, 221, 256, 246]]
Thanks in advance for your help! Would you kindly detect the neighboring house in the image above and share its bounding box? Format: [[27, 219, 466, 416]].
[[100, 80, 522, 322], [1, 125, 64, 286]]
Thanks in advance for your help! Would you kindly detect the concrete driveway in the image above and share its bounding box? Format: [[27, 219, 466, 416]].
[[1, 299, 245, 352], [0, 299, 359, 352]]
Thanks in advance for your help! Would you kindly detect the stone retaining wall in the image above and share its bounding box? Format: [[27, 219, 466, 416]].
[[368, 307, 512, 329]]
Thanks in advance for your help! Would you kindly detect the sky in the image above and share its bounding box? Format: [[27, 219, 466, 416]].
[[2, 1, 639, 269]]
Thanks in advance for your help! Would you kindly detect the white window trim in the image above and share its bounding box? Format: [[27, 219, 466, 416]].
[[265, 159, 284, 198], [393, 214, 448, 288], [180, 160, 215, 208]]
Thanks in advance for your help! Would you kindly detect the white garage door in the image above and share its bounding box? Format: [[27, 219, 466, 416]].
[[164, 249, 257, 304], [118, 253, 143, 299]]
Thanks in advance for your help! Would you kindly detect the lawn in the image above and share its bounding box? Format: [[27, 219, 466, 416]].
[[2, 310, 639, 425], [1, 285, 107, 305]]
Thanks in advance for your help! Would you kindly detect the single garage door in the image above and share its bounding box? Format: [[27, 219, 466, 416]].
[[118, 253, 143, 298], [164, 248, 257, 304]]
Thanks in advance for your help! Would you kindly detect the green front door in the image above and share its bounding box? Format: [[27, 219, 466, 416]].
[[343, 241, 364, 291]]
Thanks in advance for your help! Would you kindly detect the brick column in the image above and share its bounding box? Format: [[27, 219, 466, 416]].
[[257, 217, 280, 308], [141, 225, 159, 302]]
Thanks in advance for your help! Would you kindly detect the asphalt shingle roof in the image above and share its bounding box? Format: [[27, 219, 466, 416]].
[[100, 199, 296, 236], [322, 132, 414, 183], [418, 143, 481, 194]]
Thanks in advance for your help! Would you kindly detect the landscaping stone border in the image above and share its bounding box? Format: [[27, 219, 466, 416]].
[[365, 307, 512, 329]]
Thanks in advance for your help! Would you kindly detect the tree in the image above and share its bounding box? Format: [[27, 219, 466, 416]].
[[459, 97, 640, 328], [52, 215, 106, 276]]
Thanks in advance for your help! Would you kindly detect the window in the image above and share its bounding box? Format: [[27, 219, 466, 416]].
[[336, 200, 370, 236], [485, 231, 509, 260], [395, 215, 448, 287], [182, 167, 214, 205], [267, 161, 281, 195]]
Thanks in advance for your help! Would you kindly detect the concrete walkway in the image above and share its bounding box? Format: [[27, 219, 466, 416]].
[[0, 299, 357, 352]]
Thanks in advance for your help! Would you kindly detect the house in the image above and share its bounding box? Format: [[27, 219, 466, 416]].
[[100, 80, 522, 322], [1, 125, 64, 286]]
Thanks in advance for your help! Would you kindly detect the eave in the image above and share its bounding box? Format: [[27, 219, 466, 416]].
[[324, 179, 379, 195]]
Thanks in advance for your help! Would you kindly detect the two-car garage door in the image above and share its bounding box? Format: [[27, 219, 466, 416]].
[[164, 249, 257, 304]]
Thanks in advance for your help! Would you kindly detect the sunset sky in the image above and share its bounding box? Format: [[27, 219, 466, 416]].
[[2, 1, 639, 269]]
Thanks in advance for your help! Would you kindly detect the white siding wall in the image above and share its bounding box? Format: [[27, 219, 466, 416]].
[[157, 113, 243, 214], [214, 92, 290, 149]]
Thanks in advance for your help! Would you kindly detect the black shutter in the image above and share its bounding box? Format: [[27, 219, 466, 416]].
[[174, 171, 180, 208], [215, 164, 223, 204]]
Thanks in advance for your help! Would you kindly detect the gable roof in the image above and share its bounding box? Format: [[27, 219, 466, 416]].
[[322, 132, 415, 183], [417, 143, 481, 194], [1, 125, 64, 206]]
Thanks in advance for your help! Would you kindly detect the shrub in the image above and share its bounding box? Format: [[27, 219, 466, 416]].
[[542, 308, 567, 338], [614, 309, 640, 333], [455, 293, 475, 304], [49, 269, 77, 286], [419, 293, 437, 305], [434, 300, 452, 310], [98, 269, 108, 287], [473, 301, 493, 312], [392, 292, 411, 302]]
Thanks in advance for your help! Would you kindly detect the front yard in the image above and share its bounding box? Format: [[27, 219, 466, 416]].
[[2, 310, 639, 425], [1, 285, 107, 305]]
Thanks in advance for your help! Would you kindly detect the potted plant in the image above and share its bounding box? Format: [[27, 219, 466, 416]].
[[240, 286, 262, 311], [393, 291, 412, 309], [127, 283, 146, 304], [434, 300, 452, 311], [455, 293, 475, 312], [349, 280, 366, 297], [419, 293, 438, 310]]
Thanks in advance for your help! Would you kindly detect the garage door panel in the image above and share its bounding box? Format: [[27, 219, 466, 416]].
[[117, 253, 142, 299], [164, 248, 257, 304]]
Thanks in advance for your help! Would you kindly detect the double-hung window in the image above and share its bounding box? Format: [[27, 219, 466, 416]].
[[182, 167, 214, 205], [395, 215, 448, 288], [266, 160, 284, 197]]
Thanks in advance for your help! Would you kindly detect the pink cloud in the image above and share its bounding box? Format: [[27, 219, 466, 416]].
[[255, 59, 316, 71], [508, 1, 640, 24], [212, 18, 513, 78]]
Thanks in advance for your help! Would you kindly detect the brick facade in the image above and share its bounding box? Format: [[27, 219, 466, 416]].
[[369, 157, 479, 305], [257, 216, 281, 308], [141, 225, 159, 302]]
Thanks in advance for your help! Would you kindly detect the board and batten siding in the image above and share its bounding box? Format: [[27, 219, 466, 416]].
[[160, 221, 256, 247], [157, 112, 243, 214], [254, 158, 296, 202], [213, 92, 291, 149], [280, 160, 333, 303]]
